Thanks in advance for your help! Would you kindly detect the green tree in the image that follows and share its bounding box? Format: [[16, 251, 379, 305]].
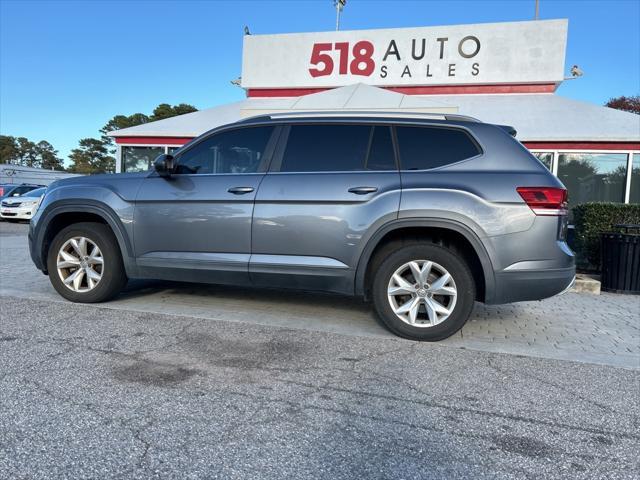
[[36, 141, 65, 170], [0, 135, 63, 169], [0, 135, 19, 164], [99, 112, 150, 149], [150, 103, 197, 121], [68, 138, 114, 174], [16, 137, 39, 167]]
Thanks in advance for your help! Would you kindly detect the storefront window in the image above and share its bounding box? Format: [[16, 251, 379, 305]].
[[630, 154, 640, 204], [532, 152, 553, 171], [123, 146, 165, 172], [557, 153, 627, 208]]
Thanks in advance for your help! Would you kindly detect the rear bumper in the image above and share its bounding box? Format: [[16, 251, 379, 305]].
[[491, 265, 576, 304]]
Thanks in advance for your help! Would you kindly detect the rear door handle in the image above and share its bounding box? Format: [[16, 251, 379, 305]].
[[227, 187, 255, 195], [348, 186, 378, 195]]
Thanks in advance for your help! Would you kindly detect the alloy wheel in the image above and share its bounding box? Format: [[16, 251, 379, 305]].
[[387, 260, 457, 327], [56, 236, 104, 292]]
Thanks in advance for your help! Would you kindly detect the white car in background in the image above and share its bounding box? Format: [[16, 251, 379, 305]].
[[0, 187, 47, 221]]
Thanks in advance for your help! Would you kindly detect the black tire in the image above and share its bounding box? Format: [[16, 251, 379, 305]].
[[47, 222, 127, 303], [371, 243, 476, 341]]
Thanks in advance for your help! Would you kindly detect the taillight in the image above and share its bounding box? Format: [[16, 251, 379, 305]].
[[516, 187, 568, 216]]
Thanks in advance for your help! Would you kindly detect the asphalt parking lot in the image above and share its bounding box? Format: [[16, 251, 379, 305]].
[[1, 221, 639, 479]]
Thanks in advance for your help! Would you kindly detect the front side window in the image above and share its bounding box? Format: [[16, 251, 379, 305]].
[[396, 126, 481, 170], [175, 126, 274, 175], [280, 124, 371, 172]]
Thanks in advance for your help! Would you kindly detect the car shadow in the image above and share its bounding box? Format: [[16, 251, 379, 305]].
[[120, 278, 375, 315]]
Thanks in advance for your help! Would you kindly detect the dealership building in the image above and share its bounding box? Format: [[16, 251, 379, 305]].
[[109, 19, 640, 206]]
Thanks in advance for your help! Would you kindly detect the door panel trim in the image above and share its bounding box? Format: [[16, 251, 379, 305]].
[[250, 254, 348, 269], [137, 251, 249, 271]]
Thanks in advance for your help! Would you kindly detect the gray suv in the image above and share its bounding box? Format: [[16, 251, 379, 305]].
[[29, 113, 575, 341]]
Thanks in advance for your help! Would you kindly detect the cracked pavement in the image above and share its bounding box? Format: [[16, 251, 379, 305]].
[[1, 296, 639, 479]]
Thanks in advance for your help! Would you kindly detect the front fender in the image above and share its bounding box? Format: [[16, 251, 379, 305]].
[[31, 193, 138, 277]]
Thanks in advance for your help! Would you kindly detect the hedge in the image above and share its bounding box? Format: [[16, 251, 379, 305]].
[[572, 202, 640, 271]]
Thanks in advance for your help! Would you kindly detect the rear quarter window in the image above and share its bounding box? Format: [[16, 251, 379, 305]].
[[396, 126, 481, 170]]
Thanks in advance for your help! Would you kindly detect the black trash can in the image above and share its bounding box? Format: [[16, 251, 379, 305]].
[[600, 224, 640, 294]]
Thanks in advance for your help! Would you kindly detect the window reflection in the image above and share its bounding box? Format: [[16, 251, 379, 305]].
[[557, 153, 627, 208], [123, 146, 165, 173], [630, 154, 640, 204], [532, 152, 553, 171]]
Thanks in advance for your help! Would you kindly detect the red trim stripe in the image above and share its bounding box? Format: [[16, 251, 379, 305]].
[[246, 83, 558, 97], [113, 136, 639, 152], [523, 142, 640, 151], [115, 136, 192, 145]]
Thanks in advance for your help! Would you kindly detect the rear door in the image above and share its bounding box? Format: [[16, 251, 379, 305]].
[[134, 125, 278, 285], [250, 122, 401, 294]]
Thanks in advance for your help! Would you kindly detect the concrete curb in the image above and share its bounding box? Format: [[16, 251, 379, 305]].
[[572, 274, 601, 295]]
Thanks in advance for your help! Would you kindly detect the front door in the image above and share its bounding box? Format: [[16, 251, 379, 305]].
[[134, 125, 278, 285], [250, 123, 401, 294]]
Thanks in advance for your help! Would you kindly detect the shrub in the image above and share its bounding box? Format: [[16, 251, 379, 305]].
[[572, 202, 640, 271]]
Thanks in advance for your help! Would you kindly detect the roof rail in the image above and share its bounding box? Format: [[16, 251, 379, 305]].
[[238, 111, 481, 123]]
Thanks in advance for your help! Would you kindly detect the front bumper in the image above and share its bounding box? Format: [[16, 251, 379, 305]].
[[28, 224, 46, 272], [1, 205, 37, 220]]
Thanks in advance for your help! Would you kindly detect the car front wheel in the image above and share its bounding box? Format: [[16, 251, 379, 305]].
[[46, 222, 127, 303], [372, 243, 476, 341]]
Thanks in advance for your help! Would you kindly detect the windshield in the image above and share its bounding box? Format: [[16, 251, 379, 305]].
[[23, 188, 46, 197]]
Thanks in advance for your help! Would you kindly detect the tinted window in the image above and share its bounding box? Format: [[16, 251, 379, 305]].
[[280, 125, 370, 172], [397, 126, 480, 170], [366, 126, 396, 170], [175, 126, 274, 175]]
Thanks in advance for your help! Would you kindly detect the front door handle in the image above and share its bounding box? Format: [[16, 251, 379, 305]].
[[348, 186, 378, 195], [228, 187, 255, 195]]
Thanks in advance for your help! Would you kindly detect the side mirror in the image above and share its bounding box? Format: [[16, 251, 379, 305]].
[[154, 154, 175, 178]]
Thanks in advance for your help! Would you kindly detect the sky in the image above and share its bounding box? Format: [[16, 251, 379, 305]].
[[1, 0, 639, 163]]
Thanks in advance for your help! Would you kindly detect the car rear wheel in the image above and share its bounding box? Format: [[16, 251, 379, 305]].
[[372, 243, 476, 341], [47, 222, 127, 303]]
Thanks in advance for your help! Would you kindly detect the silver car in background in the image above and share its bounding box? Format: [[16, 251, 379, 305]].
[[1, 187, 47, 221], [28, 113, 575, 341]]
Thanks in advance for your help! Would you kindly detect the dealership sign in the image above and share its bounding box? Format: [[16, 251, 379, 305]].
[[241, 20, 568, 89]]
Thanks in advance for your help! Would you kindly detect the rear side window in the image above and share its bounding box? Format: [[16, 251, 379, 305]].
[[280, 124, 371, 172], [366, 126, 396, 170], [396, 126, 481, 170], [279, 124, 397, 172]]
